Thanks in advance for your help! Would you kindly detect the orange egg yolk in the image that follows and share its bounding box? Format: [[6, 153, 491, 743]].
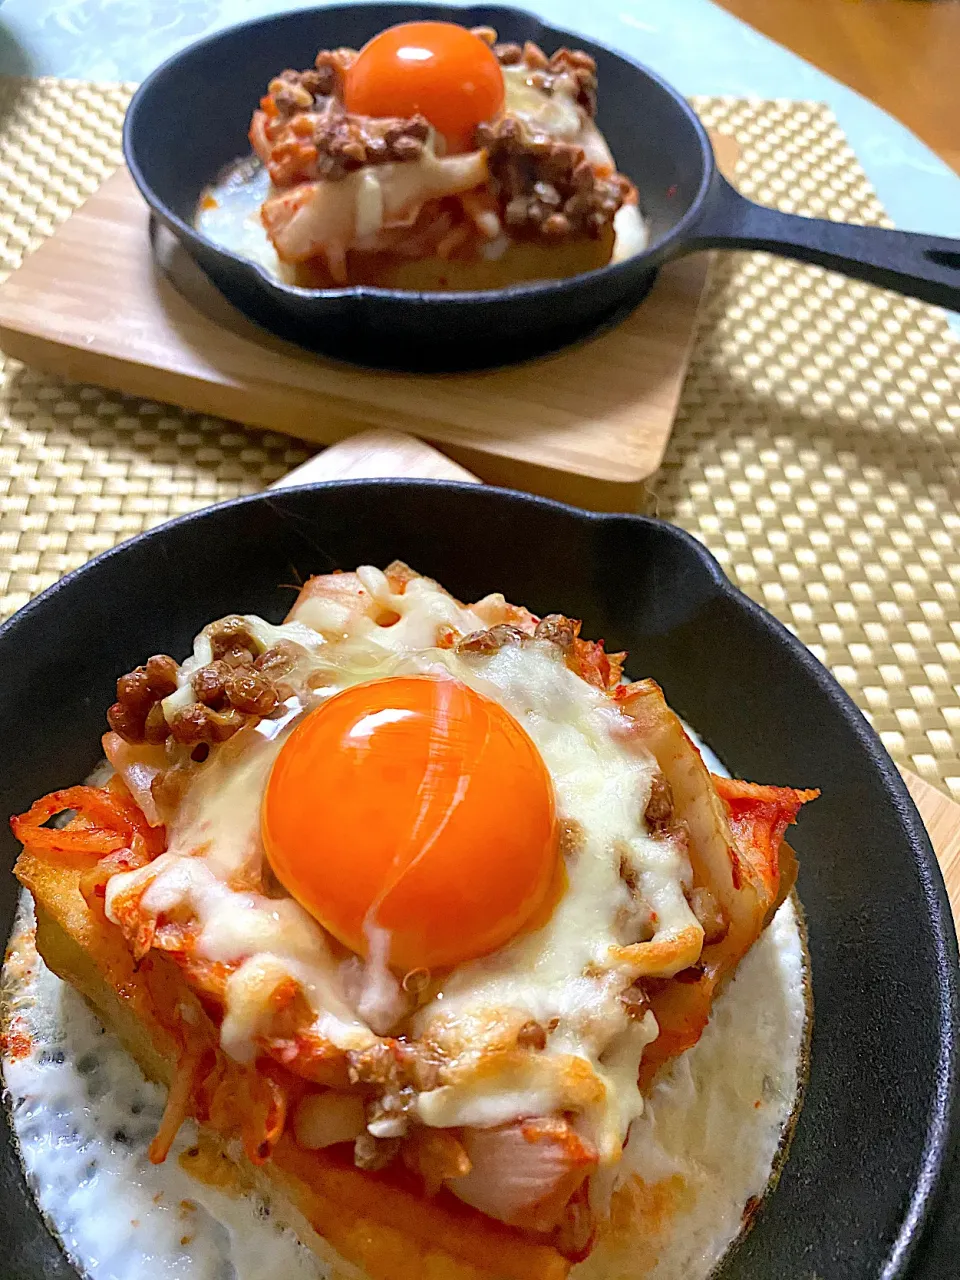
[[261, 675, 558, 972], [343, 21, 505, 153]]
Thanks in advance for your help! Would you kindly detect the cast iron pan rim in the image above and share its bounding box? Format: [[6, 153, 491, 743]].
[[0, 477, 725, 644], [122, 0, 715, 307], [2, 475, 957, 1276], [706, 546, 960, 1278]]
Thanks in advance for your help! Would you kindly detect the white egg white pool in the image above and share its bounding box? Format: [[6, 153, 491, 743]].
[[1, 728, 809, 1280], [197, 161, 298, 284], [2, 894, 324, 1280], [576, 896, 807, 1280]]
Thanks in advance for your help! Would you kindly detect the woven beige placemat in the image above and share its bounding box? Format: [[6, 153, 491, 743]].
[[0, 77, 957, 797]]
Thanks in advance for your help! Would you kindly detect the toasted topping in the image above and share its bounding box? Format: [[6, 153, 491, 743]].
[[517, 1019, 548, 1051], [478, 114, 631, 241], [13, 564, 814, 1255], [208, 616, 260, 664], [223, 669, 280, 716], [535, 614, 577, 649], [644, 772, 675, 831], [492, 40, 598, 116], [169, 704, 247, 746], [254, 643, 300, 678], [620, 980, 651, 1021], [456, 623, 528, 654], [108, 654, 181, 744], [240, 23, 636, 280], [192, 660, 232, 707], [689, 886, 729, 946]]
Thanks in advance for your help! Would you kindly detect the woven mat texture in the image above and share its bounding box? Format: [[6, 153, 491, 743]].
[[0, 78, 958, 797]]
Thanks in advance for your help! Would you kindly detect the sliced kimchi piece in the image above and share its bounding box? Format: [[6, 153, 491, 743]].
[[102, 731, 167, 827], [149, 1043, 207, 1163], [287, 569, 386, 634], [249, 107, 273, 165], [260, 149, 488, 280], [10, 783, 165, 865], [570, 634, 625, 692], [449, 1118, 598, 1237], [617, 679, 816, 1084], [712, 775, 811, 912]]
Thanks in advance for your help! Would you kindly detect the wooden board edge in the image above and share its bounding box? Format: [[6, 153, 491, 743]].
[[0, 323, 378, 450], [270, 430, 480, 487], [0, 321, 670, 508], [903, 769, 960, 925], [435, 439, 657, 513], [0, 146, 727, 506]]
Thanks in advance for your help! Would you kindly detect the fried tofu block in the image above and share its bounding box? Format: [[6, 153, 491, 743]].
[[15, 850, 571, 1280]]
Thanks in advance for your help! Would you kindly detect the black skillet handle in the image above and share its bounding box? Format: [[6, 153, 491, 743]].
[[687, 172, 960, 312]]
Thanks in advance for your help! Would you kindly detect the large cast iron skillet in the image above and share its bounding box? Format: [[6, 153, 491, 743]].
[[124, 3, 960, 370], [0, 481, 957, 1276]]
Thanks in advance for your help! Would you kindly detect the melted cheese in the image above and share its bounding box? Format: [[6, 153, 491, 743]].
[[264, 144, 488, 263], [502, 64, 585, 141], [411, 640, 697, 1161], [501, 64, 619, 175], [103, 570, 702, 1159], [2, 888, 807, 1280], [196, 57, 647, 281]]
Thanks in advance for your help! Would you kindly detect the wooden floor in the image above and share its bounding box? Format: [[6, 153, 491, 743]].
[[715, 0, 960, 173]]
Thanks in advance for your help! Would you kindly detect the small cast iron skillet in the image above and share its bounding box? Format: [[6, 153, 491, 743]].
[[0, 481, 957, 1277], [123, 3, 960, 371]]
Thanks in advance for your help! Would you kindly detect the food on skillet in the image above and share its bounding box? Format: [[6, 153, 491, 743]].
[[196, 23, 647, 290], [7, 564, 815, 1279]]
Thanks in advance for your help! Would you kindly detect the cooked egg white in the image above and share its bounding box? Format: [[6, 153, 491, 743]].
[[2, 896, 334, 1280], [2, 851, 807, 1280], [1, 571, 808, 1278], [197, 160, 293, 280]]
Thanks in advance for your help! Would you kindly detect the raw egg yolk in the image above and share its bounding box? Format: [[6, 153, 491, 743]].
[[261, 675, 557, 972], [343, 21, 505, 153]]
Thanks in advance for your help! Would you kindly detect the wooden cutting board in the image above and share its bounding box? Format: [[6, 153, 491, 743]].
[[273, 427, 960, 927], [0, 135, 740, 513]]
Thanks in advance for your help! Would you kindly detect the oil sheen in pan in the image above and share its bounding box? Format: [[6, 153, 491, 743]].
[[0, 733, 810, 1280]]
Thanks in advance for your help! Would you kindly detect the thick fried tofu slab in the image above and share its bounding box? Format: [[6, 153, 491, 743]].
[[15, 850, 570, 1280]]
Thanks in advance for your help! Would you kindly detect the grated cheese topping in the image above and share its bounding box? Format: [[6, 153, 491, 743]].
[[104, 569, 704, 1160]]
